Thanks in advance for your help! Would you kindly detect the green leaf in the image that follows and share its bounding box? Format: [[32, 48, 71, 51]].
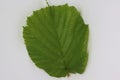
[[23, 4, 89, 77]]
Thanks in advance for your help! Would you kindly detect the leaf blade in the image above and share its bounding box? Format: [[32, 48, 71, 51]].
[[23, 4, 89, 77]]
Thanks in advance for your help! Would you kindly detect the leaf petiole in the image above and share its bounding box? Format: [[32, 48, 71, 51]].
[[45, 0, 50, 7]]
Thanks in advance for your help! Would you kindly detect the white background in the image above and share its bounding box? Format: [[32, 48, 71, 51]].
[[0, 0, 120, 80]]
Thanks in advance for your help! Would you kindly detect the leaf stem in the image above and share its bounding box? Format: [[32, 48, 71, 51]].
[[45, 0, 50, 6], [67, 73, 70, 77]]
